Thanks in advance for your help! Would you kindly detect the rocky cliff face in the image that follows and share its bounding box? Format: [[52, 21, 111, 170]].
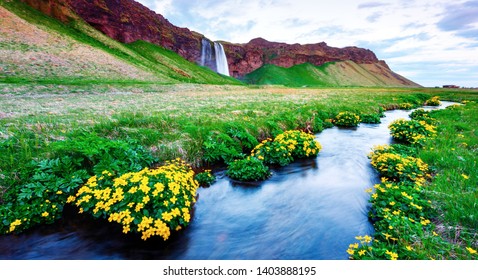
[[20, 0, 394, 79], [223, 37, 384, 77]]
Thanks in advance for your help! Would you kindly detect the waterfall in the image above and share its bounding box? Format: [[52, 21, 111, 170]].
[[200, 38, 229, 76], [200, 38, 214, 71], [214, 42, 230, 76]]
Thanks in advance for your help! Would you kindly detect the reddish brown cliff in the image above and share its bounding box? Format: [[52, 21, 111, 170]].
[[20, 0, 391, 78], [223, 37, 383, 77]]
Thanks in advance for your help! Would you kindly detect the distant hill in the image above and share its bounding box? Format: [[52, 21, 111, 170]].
[[244, 61, 421, 87]]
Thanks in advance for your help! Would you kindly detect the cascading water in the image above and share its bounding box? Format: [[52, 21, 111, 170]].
[[200, 38, 229, 76], [214, 42, 230, 76], [200, 38, 215, 72]]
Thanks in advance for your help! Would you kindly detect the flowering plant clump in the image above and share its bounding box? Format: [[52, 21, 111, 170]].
[[388, 119, 437, 145], [69, 159, 198, 241], [228, 130, 321, 181], [226, 156, 271, 182], [369, 147, 429, 184], [425, 96, 441, 106], [251, 138, 293, 167], [409, 109, 437, 125], [194, 170, 216, 187], [334, 112, 361, 127], [251, 130, 322, 167], [273, 130, 322, 159], [399, 103, 414, 110]]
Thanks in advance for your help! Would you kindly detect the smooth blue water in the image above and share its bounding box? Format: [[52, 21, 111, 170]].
[[0, 102, 455, 260]]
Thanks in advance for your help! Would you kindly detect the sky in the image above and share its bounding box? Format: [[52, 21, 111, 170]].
[[136, 0, 478, 87]]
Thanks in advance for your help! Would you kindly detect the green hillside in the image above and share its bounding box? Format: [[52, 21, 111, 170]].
[[0, 0, 240, 85], [244, 61, 420, 87]]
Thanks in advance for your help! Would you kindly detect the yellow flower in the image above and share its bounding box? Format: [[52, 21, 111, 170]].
[[346, 249, 355, 255], [363, 235, 372, 243], [406, 246, 414, 251], [466, 247, 477, 254], [41, 212, 49, 217], [385, 250, 398, 260], [358, 250, 366, 256], [461, 174, 470, 180]]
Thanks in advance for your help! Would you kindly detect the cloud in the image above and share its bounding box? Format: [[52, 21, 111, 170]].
[[357, 2, 390, 9], [437, 1, 478, 36], [366, 12, 382, 22]]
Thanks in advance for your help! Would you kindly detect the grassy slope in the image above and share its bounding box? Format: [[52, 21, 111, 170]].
[[244, 61, 419, 87], [0, 0, 239, 85]]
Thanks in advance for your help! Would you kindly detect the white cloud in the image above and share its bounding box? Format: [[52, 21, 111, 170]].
[[135, 0, 478, 87]]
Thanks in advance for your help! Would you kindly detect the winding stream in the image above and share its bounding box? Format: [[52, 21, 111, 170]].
[[0, 102, 455, 260]]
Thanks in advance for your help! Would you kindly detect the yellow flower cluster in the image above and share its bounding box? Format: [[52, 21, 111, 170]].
[[369, 150, 429, 184], [9, 219, 22, 233], [334, 112, 361, 127], [389, 119, 437, 145], [274, 130, 322, 158], [70, 159, 199, 241]]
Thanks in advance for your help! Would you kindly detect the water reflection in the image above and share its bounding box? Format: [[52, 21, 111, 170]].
[[0, 102, 456, 260]]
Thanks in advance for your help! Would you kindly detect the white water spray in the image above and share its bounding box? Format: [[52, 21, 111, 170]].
[[214, 42, 230, 76]]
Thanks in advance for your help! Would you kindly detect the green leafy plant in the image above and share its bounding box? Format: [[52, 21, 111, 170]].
[[202, 132, 243, 164], [360, 113, 382, 124], [334, 112, 361, 127], [51, 133, 156, 174], [226, 156, 271, 182], [0, 157, 89, 234], [194, 170, 216, 187], [409, 109, 437, 125]]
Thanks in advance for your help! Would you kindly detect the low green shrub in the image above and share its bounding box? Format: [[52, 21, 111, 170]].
[[334, 112, 361, 127], [226, 156, 271, 182]]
